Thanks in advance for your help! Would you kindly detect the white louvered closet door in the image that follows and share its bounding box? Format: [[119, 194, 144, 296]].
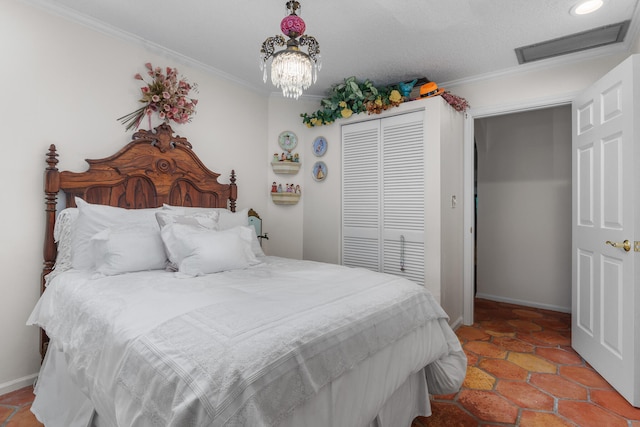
[[342, 119, 381, 271], [381, 111, 425, 285], [342, 110, 425, 285]]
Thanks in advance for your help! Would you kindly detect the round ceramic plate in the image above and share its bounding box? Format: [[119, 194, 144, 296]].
[[312, 161, 327, 182], [312, 136, 327, 157], [278, 131, 298, 151]]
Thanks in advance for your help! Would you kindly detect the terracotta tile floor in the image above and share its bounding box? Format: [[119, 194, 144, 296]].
[[3, 298, 640, 426], [413, 298, 640, 427], [0, 385, 42, 427]]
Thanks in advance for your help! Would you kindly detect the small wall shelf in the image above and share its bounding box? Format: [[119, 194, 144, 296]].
[[271, 161, 301, 174], [271, 192, 301, 205]]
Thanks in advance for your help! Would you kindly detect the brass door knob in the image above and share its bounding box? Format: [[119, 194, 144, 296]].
[[605, 240, 631, 252]]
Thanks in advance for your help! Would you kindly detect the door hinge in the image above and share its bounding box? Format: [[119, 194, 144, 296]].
[[635, 241, 640, 252]]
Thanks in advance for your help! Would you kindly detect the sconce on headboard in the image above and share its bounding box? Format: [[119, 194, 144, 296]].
[[248, 209, 269, 246]]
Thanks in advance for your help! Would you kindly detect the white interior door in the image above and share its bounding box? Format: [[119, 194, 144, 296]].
[[572, 54, 639, 407]]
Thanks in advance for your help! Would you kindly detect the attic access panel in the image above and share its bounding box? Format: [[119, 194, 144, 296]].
[[515, 20, 630, 64]]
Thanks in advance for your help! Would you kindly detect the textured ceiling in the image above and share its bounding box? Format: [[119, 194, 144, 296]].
[[27, 0, 640, 97]]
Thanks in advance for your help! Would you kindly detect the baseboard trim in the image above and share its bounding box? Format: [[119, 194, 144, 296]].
[[449, 316, 464, 331], [0, 373, 38, 397], [475, 293, 571, 314]]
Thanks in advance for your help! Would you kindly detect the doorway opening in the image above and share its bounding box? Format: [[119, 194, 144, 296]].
[[474, 105, 572, 311], [463, 98, 574, 325]]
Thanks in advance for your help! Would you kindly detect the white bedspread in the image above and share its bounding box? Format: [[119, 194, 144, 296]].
[[28, 257, 464, 427]]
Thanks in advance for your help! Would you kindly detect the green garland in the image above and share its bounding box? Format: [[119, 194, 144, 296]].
[[301, 76, 403, 127]]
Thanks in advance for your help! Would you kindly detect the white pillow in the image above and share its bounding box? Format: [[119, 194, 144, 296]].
[[162, 204, 227, 214], [161, 205, 265, 256], [71, 198, 161, 270], [91, 227, 167, 276], [155, 210, 221, 271], [155, 210, 220, 230], [218, 208, 249, 230], [217, 209, 266, 256], [160, 224, 259, 277], [162, 205, 248, 230], [249, 230, 265, 257]]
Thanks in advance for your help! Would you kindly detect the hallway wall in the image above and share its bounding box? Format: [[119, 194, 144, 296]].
[[475, 105, 572, 311]]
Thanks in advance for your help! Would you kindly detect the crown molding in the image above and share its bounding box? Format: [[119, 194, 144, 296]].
[[20, 0, 271, 97], [442, 4, 640, 89], [441, 43, 631, 90]]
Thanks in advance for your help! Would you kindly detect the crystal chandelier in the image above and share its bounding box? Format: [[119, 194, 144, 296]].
[[259, 1, 321, 99]]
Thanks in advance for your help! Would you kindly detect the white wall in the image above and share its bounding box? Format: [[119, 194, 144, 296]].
[[439, 104, 465, 325], [300, 116, 343, 264], [0, 0, 268, 394], [475, 106, 572, 311], [300, 111, 342, 265], [264, 97, 318, 259]]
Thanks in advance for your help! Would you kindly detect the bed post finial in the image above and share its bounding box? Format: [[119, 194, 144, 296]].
[[43, 144, 60, 283], [229, 169, 237, 212], [46, 144, 59, 168]]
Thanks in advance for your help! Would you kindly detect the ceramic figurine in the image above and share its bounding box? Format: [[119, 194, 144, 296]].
[[277, 183, 283, 193], [398, 79, 417, 97], [280, 152, 286, 161], [271, 181, 277, 192], [286, 151, 292, 161], [295, 185, 301, 194], [273, 153, 279, 162], [293, 153, 299, 162]]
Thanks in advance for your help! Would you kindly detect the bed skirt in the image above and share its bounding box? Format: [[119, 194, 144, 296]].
[[33, 318, 465, 427]]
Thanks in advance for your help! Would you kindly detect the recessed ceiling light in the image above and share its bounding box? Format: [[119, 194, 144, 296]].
[[571, 0, 605, 16]]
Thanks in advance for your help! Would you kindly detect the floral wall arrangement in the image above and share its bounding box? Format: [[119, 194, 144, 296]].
[[300, 76, 469, 128], [118, 63, 198, 131]]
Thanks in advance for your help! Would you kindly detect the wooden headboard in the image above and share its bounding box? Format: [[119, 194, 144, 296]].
[[41, 124, 237, 355]]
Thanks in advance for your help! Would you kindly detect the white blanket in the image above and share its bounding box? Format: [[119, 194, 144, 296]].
[[28, 257, 464, 426]]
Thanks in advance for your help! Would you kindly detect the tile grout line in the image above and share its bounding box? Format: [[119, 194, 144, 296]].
[[1, 404, 19, 427]]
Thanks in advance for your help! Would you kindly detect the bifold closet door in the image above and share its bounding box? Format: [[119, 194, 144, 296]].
[[342, 110, 426, 285], [342, 119, 381, 271], [380, 111, 425, 285]]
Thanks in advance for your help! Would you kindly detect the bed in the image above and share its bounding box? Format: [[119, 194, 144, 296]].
[[28, 124, 466, 427]]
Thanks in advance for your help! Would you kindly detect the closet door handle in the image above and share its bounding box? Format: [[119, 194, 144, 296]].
[[400, 235, 405, 272]]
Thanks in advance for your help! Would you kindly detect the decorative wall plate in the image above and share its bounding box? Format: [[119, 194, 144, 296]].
[[312, 161, 327, 182], [312, 136, 327, 157], [278, 131, 298, 151]]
